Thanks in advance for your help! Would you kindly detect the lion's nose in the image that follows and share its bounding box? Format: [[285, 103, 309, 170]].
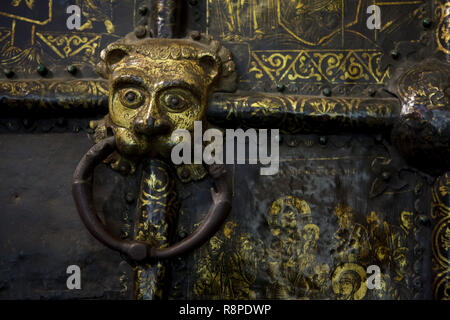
[[133, 116, 170, 136]]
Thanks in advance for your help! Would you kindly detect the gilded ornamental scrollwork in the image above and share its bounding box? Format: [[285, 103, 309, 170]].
[[432, 172, 450, 300]]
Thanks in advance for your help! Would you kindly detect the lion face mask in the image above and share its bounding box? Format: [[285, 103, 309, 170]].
[[95, 32, 236, 162]]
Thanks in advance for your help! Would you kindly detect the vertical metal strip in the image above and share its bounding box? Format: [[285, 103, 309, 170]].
[[135, 159, 179, 299], [431, 172, 450, 299], [148, 0, 181, 38]]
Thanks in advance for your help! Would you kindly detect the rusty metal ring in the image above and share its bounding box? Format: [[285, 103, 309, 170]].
[[72, 136, 232, 261]]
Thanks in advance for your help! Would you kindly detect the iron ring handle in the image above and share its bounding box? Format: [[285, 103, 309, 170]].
[[72, 136, 232, 261]]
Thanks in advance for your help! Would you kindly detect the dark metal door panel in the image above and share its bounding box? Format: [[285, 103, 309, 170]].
[[0, 133, 135, 299], [0, 0, 448, 300], [163, 134, 433, 300]]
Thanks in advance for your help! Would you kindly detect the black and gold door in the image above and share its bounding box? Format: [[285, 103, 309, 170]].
[[0, 0, 448, 300]]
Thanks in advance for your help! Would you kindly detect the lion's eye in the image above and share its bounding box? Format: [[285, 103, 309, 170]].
[[163, 93, 187, 112], [160, 89, 194, 113], [166, 95, 182, 109], [119, 88, 144, 109], [125, 91, 137, 103]]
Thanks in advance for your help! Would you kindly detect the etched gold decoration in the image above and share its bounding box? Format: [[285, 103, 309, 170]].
[[192, 220, 264, 299], [0, 0, 122, 74], [331, 263, 367, 300], [35, 32, 101, 60], [397, 60, 450, 113], [0, 79, 108, 112], [76, 0, 115, 34], [0, 0, 52, 25], [208, 93, 399, 133], [436, 2, 450, 56], [91, 31, 237, 299], [93, 31, 236, 162], [192, 196, 415, 299], [432, 172, 450, 300], [206, 0, 361, 44], [250, 50, 389, 84], [135, 161, 179, 300], [206, 0, 429, 86]]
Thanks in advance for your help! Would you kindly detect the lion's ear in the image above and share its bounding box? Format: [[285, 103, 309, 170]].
[[96, 45, 130, 78], [104, 47, 129, 67], [199, 55, 219, 84]]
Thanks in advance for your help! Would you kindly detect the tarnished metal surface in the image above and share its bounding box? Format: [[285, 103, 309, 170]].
[[0, 80, 108, 116], [0, 0, 448, 301], [72, 135, 232, 261], [167, 134, 433, 300], [207, 93, 400, 133], [0, 133, 136, 299], [0, 0, 138, 78], [69, 27, 236, 263]]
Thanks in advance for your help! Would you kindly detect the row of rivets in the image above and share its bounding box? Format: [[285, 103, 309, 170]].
[[3, 65, 78, 77], [273, 85, 381, 97]]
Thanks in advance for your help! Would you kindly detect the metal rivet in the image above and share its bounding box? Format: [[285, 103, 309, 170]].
[[319, 136, 328, 145], [119, 162, 131, 174], [422, 18, 432, 28], [414, 183, 423, 195], [56, 117, 66, 127], [138, 6, 148, 15], [6, 121, 19, 131], [413, 277, 422, 289], [125, 192, 135, 204], [37, 64, 47, 76], [414, 245, 424, 256], [134, 25, 146, 38], [41, 123, 53, 133], [375, 134, 383, 143], [67, 65, 77, 74], [276, 84, 285, 92], [381, 171, 391, 180], [418, 215, 430, 226], [22, 118, 33, 128], [368, 88, 376, 97], [180, 168, 191, 180], [178, 230, 187, 239], [287, 136, 298, 147], [4, 69, 14, 78], [390, 50, 400, 60], [322, 87, 332, 97], [191, 31, 201, 41]]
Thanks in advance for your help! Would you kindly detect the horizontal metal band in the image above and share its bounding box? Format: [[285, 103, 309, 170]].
[[207, 93, 401, 133], [0, 80, 109, 116], [0, 81, 400, 134]]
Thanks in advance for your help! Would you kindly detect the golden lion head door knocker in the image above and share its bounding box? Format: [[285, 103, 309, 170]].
[[72, 31, 237, 261]]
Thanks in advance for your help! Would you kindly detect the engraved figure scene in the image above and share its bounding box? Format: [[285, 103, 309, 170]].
[[192, 195, 417, 300], [0, 0, 134, 74]]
